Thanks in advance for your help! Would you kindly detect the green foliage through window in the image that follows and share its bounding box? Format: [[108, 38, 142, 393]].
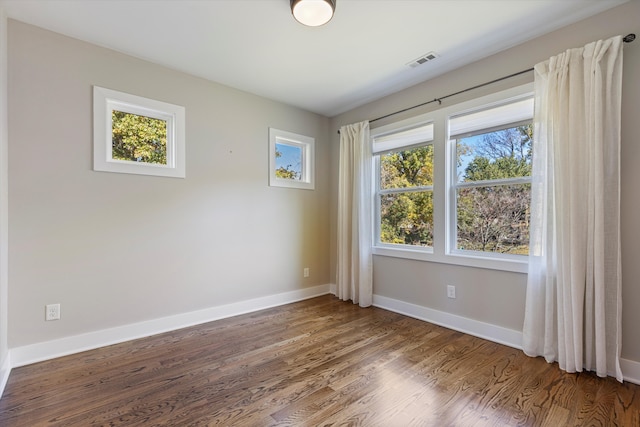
[[379, 145, 434, 246], [455, 124, 532, 254], [275, 142, 302, 180], [111, 111, 167, 165]]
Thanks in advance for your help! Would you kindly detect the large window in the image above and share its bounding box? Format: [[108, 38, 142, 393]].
[[374, 123, 434, 248], [450, 97, 533, 257], [371, 84, 533, 272]]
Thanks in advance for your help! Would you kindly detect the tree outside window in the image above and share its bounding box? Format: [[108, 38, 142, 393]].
[[379, 145, 434, 246], [111, 111, 167, 165], [372, 87, 533, 269], [268, 128, 314, 190], [274, 142, 302, 180], [455, 124, 532, 255], [93, 86, 185, 178]]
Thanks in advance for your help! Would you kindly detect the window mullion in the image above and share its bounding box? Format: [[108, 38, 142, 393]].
[[372, 83, 533, 268], [455, 176, 531, 189], [379, 186, 433, 195]]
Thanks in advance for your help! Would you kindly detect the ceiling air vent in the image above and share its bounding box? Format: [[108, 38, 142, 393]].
[[407, 51, 439, 68]]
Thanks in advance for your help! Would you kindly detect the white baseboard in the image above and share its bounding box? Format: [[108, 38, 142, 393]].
[[620, 358, 640, 385], [373, 294, 640, 385], [0, 353, 10, 398], [10, 284, 331, 369], [4, 286, 639, 398], [373, 294, 523, 349]]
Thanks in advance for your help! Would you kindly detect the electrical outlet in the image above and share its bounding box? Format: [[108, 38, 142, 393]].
[[447, 285, 456, 299], [303, 267, 310, 278], [46, 303, 61, 321]]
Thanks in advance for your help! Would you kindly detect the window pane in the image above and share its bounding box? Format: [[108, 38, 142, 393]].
[[381, 145, 433, 189], [380, 191, 433, 247], [456, 184, 530, 254], [112, 111, 167, 165], [275, 142, 303, 181], [456, 125, 532, 183]]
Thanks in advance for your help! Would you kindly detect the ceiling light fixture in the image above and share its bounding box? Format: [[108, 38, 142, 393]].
[[291, 0, 336, 27]]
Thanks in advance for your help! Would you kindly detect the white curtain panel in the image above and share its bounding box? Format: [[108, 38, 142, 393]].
[[337, 121, 373, 307], [523, 36, 624, 381]]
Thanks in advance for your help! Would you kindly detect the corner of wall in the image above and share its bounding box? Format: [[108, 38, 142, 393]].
[[0, 353, 10, 398], [0, 7, 11, 397], [0, 6, 11, 399]]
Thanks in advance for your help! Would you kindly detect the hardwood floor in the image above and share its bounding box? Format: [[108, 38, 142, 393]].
[[1, 295, 639, 426]]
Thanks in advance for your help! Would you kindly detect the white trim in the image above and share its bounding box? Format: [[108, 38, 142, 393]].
[[10, 284, 331, 368], [620, 358, 640, 385], [446, 89, 533, 263], [372, 246, 528, 273], [2, 288, 639, 394], [269, 128, 315, 190], [0, 353, 10, 399], [93, 86, 186, 178], [373, 294, 522, 348], [372, 84, 535, 273], [373, 294, 640, 384]]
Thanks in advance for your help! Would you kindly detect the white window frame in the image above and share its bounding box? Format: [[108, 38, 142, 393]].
[[371, 83, 533, 273], [447, 96, 534, 263], [269, 128, 315, 190], [373, 119, 435, 252], [93, 86, 186, 178]]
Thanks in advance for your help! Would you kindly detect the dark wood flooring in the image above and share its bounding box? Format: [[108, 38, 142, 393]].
[[0, 295, 639, 426]]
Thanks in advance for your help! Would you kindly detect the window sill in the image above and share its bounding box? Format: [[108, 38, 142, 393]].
[[372, 246, 528, 273]]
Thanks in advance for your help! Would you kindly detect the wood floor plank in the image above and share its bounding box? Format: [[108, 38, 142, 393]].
[[1, 295, 639, 426]]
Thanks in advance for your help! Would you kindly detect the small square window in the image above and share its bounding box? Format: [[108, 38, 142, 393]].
[[269, 128, 314, 190], [93, 86, 185, 178]]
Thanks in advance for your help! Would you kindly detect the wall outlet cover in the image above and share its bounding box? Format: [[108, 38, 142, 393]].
[[46, 303, 61, 321]]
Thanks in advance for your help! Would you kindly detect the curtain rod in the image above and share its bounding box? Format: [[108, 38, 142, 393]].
[[369, 68, 533, 124], [338, 33, 635, 133]]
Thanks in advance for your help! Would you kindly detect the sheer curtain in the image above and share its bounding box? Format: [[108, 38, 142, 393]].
[[336, 121, 373, 307], [523, 36, 624, 381]]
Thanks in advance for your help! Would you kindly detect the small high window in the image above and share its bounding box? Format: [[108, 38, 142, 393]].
[[269, 128, 315, 190], [111, 111, 168, 165], [93, 86, 185, 178]]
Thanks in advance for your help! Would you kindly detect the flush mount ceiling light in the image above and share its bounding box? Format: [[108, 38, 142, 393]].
[[291, 0, 336, 27]]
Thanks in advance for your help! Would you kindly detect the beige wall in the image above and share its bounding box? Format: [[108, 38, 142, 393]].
[[0, 9, 8, 374], [5, 1, 640, 367], [8, 20, 331, 348], [330, 1, 640, 362]]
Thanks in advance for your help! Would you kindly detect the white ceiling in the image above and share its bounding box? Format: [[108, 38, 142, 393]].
[[0, 0, 629, 117]]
